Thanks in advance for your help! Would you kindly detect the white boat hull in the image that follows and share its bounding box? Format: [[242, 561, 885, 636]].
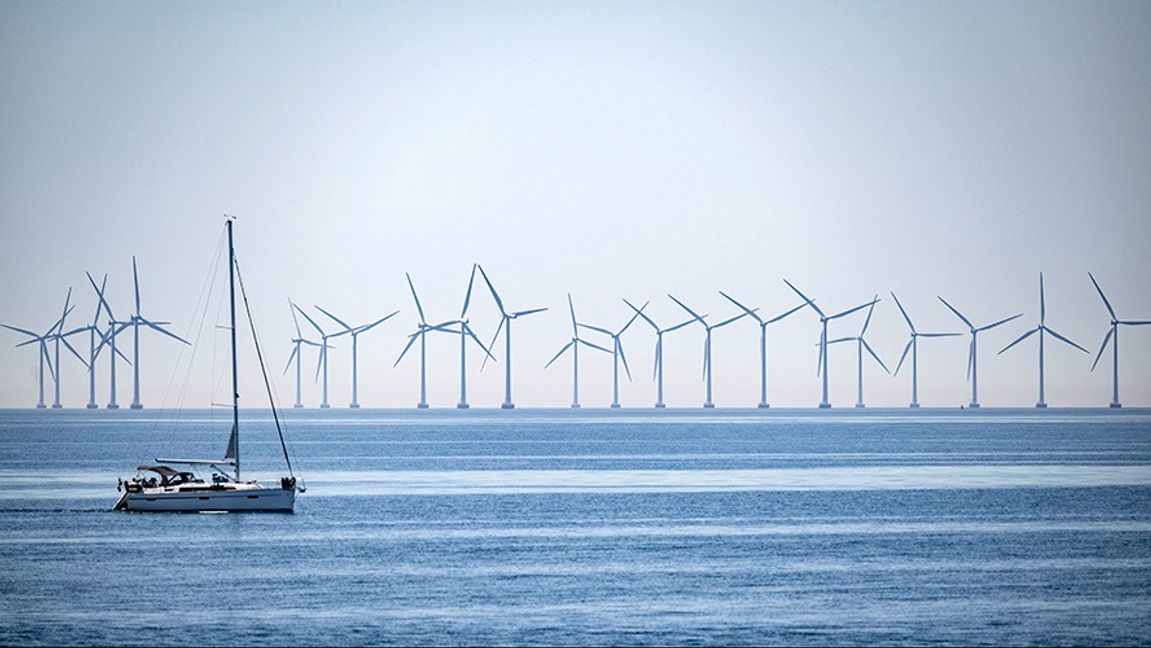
[[117, 486, 295, 513]]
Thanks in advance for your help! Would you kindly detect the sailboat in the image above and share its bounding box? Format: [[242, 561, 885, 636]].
[[114, 218, 303, 512]]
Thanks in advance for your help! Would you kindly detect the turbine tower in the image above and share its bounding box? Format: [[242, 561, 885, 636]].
[[395, 273, 456, 409], [47, 288, 89, 408], [2, 299, 73, 408], [624, 299, 695, 408], [448, 265, 498, 409], [891, 292, 961, 408], [783, 279, 878, 408], [668, 294, 750, 408], [476, 265, 547, 409], [545, 294, 611, 408], [998, 273, 1089, 408], [825, 296, 888, 408], [293, 303, 337, 408], [82, 272, 128, 409], [127, 256, 189, 409], [316, 304, 399, 408], [937, 296, 1022, 408], [578, 301, 647, 408], [719, 291, 809, 408], [1087, 272, 1150, 409], [284, 301, 322, 408]]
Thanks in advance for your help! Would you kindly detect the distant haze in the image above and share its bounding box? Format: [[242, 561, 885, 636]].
[[1, 1, 1149, 409]]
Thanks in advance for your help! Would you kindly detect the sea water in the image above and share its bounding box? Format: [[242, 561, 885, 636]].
[[0, 408, 1148, 646]]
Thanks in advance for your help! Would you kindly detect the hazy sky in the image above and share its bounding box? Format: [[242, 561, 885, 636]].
[[1, 0, 1149, 409]]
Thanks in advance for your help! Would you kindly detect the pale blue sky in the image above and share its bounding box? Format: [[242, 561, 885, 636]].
[[1, 1, 1149, 408]]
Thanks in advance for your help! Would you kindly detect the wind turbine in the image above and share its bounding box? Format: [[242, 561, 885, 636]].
[[668, 295, 750, 408], [578, 301, 647, 408], [126, 256, 189, 409], [1087, 272, 1150, 408], [2, 295, 74, 408], [476, 265, 547, 409], [998, 273, 1089, 408], [890, 293, 961, 408], [545, 294, 612, 408], [81, 272, 129, 408], [394, 273, 456, 409], [783, 280, 879, 408], [625, 299, 695, 408], [719, 292, 810, 408], [937, 296, 1022, 408], [46, 288, 89, 408], [284, 301, 323, 408], [442, 265, 498, 409], [824, 296, 888, 408], [292, 303, 337, 408], [316, 304, 399, 408]]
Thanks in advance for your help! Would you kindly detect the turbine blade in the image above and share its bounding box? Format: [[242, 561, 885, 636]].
[[461, 264, 477, 318], [617, 302, 648, 335], [664, 318, 696, 334], [894, 338, 913, 375], [718, 291, 762, 323], [284, 345, 299, 375], [863, 339, 890, 374], [481, 317, 505, 371], [966, 338, 974, 381], [314, 344, 325, 382], [1044, 326, 1088, 353], [618, 340, 632, 382], [1091, 328, 1114, 372], [132, 256, 141, 315], [713, 310, 749, 329], [43, 343, 57, 382], [114, 345, 131, 365], [828, 299, 879, 321], [817, 330, 825, 377], [289, 299, 302, 337], [668, 294, 706, 325], [1120, 320, 1151, 326], [653, 339, 661, 382], [977, 314, 1023, 332], [61, 338, 88, 367], [314, 305, 352, 332], [702, 337, 709, 381], [1039, 272, 1046, 325], [1087, 272, 1116, 321], [782, 279, 824, 318], [356, 310, 399, 334], [1, 324, 38, 338], [890, 292, 915, 332], [464, 323, 496, 361], [477, 265, 506, 316], [513, 307, 547, 317], [998, 327, 1038, 355], [567, 294, 577, 334], [393, 331, 420, 367], [578, 323, 613, 335], [406, 273, 426, 324], [937, 296, 973, 329], [860, 295, 879, 336], [918, 332, 961, 338], [544, 341, 573, 369], [578, 338, 612, 354], [766, 301, 811, 324], [143, 320, 190, 345], [624, 298, 659, 330], [293, 303, 326, 336]]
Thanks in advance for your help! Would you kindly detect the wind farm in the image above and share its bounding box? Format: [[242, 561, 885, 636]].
[[2, 264, 1146, 410]]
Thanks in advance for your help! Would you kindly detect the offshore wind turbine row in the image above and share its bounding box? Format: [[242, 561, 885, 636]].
[[4, 262, 1147, 410]]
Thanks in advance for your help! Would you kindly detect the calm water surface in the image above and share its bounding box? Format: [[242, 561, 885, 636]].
[[1, 408, 1149, 646]]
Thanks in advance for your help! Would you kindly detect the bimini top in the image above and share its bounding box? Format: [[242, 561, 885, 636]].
[[136, 465, 180, 478]]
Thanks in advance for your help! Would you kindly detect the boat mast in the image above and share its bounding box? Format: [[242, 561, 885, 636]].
[[227, 217, 240, 482]]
